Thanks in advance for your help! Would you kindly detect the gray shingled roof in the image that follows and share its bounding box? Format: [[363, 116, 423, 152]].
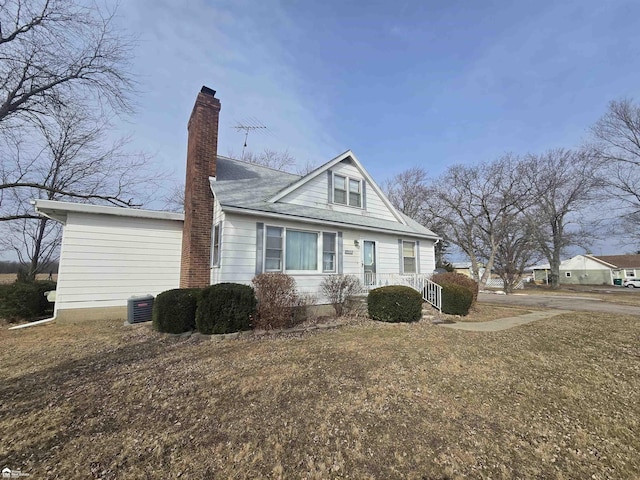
[[211, 156, 438, 239]]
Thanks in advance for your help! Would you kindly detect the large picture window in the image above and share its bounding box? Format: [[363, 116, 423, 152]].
[[403, 241, 416, 274], [333, 173, 362, 208], [286, 230, 318, 271], [262, 226, 337, 273]]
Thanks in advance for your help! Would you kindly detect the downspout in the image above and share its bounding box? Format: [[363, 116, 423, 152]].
[[9, 316, 56, 330]]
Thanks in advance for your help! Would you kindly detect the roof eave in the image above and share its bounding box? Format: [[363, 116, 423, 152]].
[[220, 204, 439, 240]]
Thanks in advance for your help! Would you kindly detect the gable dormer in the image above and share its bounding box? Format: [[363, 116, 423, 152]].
[[268, 151, 405, 224]]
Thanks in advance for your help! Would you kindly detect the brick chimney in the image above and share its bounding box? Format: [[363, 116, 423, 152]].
[[180, 86, 220, 288]]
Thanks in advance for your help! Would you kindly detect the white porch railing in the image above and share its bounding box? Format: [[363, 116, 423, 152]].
[[362, 273, 442, 312]]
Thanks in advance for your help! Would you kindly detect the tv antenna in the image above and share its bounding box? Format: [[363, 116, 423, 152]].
[[233, 121, 267, 160]]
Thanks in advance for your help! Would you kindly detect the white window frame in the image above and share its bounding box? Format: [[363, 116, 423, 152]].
[[265, 226, 284, 272], [402, 240, 416, 274], [322, 232, 337, 273], [333, 173, 363, 208], [211, 223, 221, 267], [263, 225, 338, 274], [625, 269, 635, 277]]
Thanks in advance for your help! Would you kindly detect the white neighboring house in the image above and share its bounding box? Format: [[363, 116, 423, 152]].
[[34, 86, 441, 322]]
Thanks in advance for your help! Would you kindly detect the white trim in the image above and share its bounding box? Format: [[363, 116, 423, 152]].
[[267, 150, 407, 224], [221, 205, 438, 240], [33, 199, 184, 225]]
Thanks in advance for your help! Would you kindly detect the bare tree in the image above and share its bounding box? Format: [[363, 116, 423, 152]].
[[425, 155, 529, 289], [590, 98, 640, 239], [236, 148, 296, 172], [492, 219, 541, 293], [521, 149, 604, 289], [296, 159, 319, 176], [0, 105, 160, 278], [0, 0, 134, 128], [384, 167, 430, 223]]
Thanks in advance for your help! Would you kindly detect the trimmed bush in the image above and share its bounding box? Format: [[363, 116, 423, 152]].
[[152, 288, 201, 334], [320, 274, 362, 317], [432, 272, 479, 305], [367, 285, 423, 323], [196, 283, 256, 334], [0, 280, 56, 322], [252, 273, 303, 330], [441, 283, 474, 316]]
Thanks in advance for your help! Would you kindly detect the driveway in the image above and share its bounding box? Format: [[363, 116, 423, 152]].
[[479, 292, 640, 316]]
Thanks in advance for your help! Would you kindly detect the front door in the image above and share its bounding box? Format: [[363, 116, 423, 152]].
[[363, 240, 376, 286]]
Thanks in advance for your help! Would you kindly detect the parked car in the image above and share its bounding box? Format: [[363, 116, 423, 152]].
[[623, 278, 640, 288]]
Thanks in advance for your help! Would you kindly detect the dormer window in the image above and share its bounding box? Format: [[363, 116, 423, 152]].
[[333, 173, 362, 208]]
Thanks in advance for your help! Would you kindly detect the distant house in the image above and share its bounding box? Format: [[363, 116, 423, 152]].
[[532, 254, 640, 285], [451, 262, 484, 279], [34, 86, 441, 322]]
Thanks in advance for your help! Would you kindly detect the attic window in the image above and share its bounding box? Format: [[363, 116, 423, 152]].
[[333, 174, 362, 207]]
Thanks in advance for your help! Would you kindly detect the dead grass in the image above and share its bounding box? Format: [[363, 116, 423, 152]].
[[1, 313, 639, 479], [0, 273, 58, 284], [449, 303, 536, 323]]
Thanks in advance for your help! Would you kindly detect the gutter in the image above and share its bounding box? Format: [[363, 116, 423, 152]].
[[221, 205, 441, 241]]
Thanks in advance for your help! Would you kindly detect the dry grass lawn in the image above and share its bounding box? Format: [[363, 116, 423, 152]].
[[1, 313, 639, 479], [451, 303, 536, 323], [0, 273, 58, 284]]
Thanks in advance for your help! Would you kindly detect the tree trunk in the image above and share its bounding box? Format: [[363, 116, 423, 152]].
[[27, 218, 49, 281]]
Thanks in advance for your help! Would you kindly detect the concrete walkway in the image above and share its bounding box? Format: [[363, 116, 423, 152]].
[[438, 310, 570, 332]]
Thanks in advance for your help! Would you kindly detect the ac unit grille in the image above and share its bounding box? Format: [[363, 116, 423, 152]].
[[127, 295, 154, 324]]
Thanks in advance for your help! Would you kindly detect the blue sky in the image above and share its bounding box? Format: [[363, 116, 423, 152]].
[[114, 0, 639, 254], [117, 0, 640, 184]]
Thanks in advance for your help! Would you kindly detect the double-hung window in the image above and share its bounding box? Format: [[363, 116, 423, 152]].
[[322, 232, 336, 272], [265, 226, 283, 271], [403, 241, 416, 274], [333, 174, 362, 208]]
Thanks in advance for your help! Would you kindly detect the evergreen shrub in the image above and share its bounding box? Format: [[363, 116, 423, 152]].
[[367, 285, 422, 323]]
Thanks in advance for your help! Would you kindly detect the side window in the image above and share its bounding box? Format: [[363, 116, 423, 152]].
[[212, 223, 221, 267], [565, 272, 571, 277], [265, 226, 283, 271], [403, 241, 416, 274], [323, 232, 336, 272]]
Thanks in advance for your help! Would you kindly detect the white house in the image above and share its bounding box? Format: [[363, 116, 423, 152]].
[[34, 86, 440, 322]]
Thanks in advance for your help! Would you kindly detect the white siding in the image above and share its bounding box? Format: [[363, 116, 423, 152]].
[[280, 159, 399, 222], [216, 212, 436, 302], [55, 212, 183, 313]]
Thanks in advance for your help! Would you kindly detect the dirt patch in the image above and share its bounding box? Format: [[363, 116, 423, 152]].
[[1, 313, 639, 479]]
